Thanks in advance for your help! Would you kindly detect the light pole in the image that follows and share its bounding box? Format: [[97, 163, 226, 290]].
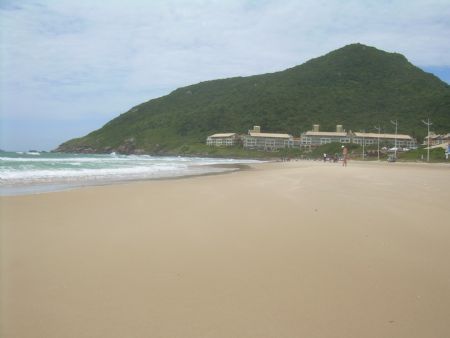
[[361, 129, 365, 160], [390, 120, 398, 159], [422, 118, 432, 162], [374, 125, 381, 161]]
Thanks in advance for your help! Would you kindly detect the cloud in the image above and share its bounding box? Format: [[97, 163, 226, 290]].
[[1, 0, 449, 149]]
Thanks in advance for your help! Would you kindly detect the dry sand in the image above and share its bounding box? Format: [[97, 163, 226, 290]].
[[1, 160, 450, 338]]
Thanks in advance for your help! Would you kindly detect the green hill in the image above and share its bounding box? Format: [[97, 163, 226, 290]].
[[56, 43, 450, 155]]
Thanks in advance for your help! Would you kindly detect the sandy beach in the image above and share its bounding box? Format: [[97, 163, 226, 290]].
[[1, 160, 449, 338]]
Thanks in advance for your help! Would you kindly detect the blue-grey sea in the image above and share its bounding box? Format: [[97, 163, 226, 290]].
[[0, 151, 259, 196]]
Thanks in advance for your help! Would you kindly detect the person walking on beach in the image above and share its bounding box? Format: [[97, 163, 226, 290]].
[[323, 153, 327, 162], [342, 145, 348, 167]]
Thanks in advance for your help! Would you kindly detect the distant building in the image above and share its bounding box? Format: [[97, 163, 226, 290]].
[[206, 133, 239, 147], [300, 125, 350, 148], [444, 134, 450, 144], [300, 124, 416, 149], [423, 133, 450, 146], [352, 132, 416, 148], [206, 122, 420, 151], [242, 126, 294, 151]]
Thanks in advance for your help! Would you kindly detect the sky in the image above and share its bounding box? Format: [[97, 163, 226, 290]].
[[1, 0, 450, 151]]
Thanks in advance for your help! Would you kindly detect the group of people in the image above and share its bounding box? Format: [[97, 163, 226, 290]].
[[322, 146, 349, 166], [322, 153, 339, 163]]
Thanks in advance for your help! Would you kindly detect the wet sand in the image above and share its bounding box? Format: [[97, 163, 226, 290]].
[[1, 161, 450, 338]]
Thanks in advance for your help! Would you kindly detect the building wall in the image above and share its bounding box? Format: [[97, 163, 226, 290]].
[[301, 135, 350, 147], [424, 135, 449, 146], [301, 134, 416, 148], [206, 137, 238, 147], [243, 136, 293, 151], [352, 136, 416, 148]]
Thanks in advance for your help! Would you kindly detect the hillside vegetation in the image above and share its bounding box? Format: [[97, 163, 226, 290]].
[[57, 43, 450, 155]]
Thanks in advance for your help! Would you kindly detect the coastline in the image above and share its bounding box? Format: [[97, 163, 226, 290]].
[[0, 161, 259, 197], [1, 160, 450, 338]]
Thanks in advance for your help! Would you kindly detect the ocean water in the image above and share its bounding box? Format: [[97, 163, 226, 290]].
[[0, 151, 260, 196]]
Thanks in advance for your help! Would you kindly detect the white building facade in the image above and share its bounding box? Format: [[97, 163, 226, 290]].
[[206, 133, 239, 147], [242, 126, 294, 151], [352, 132, 416, 148], [300, 125, 350, 148], [300, 124, 417, 149]]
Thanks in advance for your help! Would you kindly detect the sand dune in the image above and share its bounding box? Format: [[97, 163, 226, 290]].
[[1, 161, 449, 338]]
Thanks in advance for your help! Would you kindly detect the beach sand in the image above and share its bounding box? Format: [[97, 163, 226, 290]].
[[1, 161, 449, 338]]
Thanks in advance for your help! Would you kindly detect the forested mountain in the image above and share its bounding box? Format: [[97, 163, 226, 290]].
[[57, 43, 450, 154]]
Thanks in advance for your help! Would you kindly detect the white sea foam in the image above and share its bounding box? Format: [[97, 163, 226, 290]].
[[0, 156, 139, 162], [0, 155, 234, 163], [0, 153, 261, 195], [1, 165, 185, 182]]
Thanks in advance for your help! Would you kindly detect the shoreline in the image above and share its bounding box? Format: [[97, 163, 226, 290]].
[[1, 159, 447, 197], [0, 162, 259, 197]]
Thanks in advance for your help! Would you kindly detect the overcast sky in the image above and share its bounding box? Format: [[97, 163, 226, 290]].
[[1, 0, 450, 151]]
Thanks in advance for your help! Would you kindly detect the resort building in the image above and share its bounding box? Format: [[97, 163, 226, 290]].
[[444, 134, 450, 144], [423, 133, 450, 146], [300, 124, 417, 149], [352, 132, 417, 148], [206, 133, 240, 147], [205, 123, 419, 151], [300, 125, 350, 148], [242, 126, 294, 151]]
